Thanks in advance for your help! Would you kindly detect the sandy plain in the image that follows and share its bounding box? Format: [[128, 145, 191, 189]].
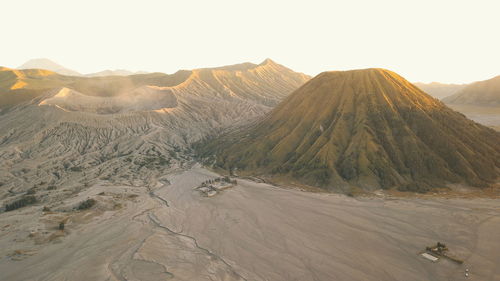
[[448, 104, 500, 131], [0, 165, 499, 281]]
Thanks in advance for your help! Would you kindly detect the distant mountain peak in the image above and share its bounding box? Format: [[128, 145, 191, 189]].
[[18, 58, 81, 76], [18, 58, 61, 68], [85, 69, 149, 77], [259, 58, 277, 65], [17, 58, 151, 77]]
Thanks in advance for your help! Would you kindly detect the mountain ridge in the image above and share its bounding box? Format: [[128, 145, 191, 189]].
[[413, 81, 466, 99], [0, 59, 309, 193], [198, 68, 500, 192], [443, 75, 500, 106]]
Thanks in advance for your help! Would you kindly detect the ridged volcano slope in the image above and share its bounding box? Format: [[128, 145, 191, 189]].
[[0, 59, 309, 193], [199, 69, 500, 192]]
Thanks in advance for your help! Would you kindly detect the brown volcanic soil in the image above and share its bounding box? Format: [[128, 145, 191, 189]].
[[2, 166, 499, 281], [199, 69, 500, 192]]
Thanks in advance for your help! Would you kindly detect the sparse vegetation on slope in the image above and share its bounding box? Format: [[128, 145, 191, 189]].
[[198, 69, 500, 192], [5, 196, 37, 211], [77, 198, 96, 210]]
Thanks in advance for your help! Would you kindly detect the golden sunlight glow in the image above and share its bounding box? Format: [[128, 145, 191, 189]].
[[1, 0, 499, 83], [10, 80, 27, 90]]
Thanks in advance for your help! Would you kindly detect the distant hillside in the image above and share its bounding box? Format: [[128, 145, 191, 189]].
[[198, 69, 500, 193], [413, 82, 466, 99], [85, 69, 149, 77], [0, 67, 75, 106], [0, 67, 190, 107], [18, 58, 81, 76], [0, 59, 309, 193], [443, 75, 500, 106], [17, 58, 149, 77]]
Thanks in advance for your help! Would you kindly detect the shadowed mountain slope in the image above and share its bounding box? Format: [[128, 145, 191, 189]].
[[198, 69, 500, 192]]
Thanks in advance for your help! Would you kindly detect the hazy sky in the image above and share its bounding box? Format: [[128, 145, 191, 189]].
[[1, 0, 499, 83]]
